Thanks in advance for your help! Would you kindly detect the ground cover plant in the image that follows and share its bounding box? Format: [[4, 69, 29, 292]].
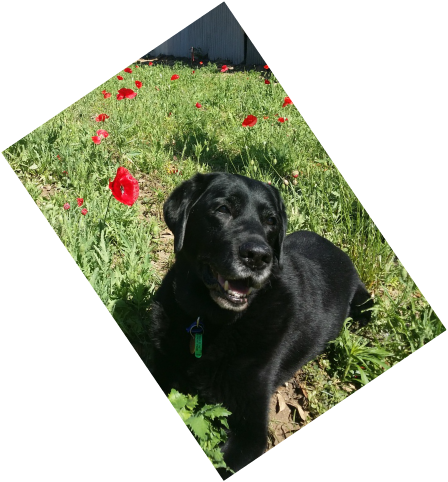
[[3, 58, 445, 464]]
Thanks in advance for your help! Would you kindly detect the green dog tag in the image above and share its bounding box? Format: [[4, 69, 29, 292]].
[[195, 333, 203, 358]]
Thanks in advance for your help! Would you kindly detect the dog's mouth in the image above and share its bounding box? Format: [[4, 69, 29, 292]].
[[203, 265, 266, 311]]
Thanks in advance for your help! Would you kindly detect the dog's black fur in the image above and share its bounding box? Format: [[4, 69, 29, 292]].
[[149, 172, 372, 477]]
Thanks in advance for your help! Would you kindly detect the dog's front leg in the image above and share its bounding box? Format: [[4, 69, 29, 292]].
[[218, 394, 271, 477]]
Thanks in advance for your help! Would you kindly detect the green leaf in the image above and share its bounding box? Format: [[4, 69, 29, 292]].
[[186, 414, 209, 440]]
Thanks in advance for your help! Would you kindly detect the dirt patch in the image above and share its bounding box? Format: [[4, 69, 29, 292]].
[[267, 370, 310, 449]]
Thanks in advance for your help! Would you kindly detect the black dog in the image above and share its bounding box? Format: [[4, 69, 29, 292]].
[[149, 172, 372, 477]]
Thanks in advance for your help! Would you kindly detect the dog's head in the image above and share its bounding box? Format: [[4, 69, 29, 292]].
[[164, 172, 287, 312]]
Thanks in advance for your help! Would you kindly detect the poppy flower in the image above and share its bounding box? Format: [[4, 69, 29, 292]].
[[242, 115, 258, 127], [101, 90, 106, 94], [57, 155, 61, 159], [199, 61, 203, 65], [263, 116, 269, 119], [63, 203, 70, 210], [92, 136, 102, 144], [117, 75, 123, 80], [81, 208, 88, 216], [124, 68, 133, 73], [135, 65, 139, 68], [265, 79, 270, 84], [171, 74, 179, 80], [282, 96, 293, 107], [195, 102, 202, 108], [149, 62, 153, 66], [62, 171, 68, 175], [278, 117, 286, 123], [117, 88, 137, 100], [220, 65, 228, 72], [135, 80, 142, 89], [77, 198, 84, 207], [96, 113, 109, 122], [192, 70, 195, 74], [109, 166, 139, 206], [103, 92, 111, 99], [96, 129, 109, 138], [264, 65, 269, 69]]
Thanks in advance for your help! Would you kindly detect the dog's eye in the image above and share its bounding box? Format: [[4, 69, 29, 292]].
[[217, 205, 231, 214], [266, 216, 277, 226]]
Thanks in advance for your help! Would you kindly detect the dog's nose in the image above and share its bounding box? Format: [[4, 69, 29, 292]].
[[239, 242, 272, 269]]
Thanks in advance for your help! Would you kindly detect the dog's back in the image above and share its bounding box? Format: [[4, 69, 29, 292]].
[[284, 230, 372, 326]]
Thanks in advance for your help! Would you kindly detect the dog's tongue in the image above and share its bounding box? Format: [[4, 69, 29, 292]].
[[217, 274, 250, 294]]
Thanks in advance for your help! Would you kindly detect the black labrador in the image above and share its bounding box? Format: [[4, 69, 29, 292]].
[[149, 172, 372, 477]]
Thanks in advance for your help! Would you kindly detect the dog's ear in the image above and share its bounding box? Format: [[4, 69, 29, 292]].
[[163, 173, 218, 253], [268, 184, 288, 269]]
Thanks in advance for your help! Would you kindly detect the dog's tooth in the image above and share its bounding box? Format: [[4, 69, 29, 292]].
[[248, 287, 253, 295], [224, 280, 229, 291]]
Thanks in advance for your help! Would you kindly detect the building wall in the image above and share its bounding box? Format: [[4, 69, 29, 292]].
[[148, 2, 264, 65]]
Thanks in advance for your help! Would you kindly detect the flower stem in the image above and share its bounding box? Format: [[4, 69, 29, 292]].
[[100, 194, 112, 233]]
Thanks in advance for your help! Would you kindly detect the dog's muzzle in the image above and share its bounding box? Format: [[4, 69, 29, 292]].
[[203, 262, 271, 312]]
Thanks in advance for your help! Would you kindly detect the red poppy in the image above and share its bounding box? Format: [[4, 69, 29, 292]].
[[263, 116, 269, 119], [171, 74, 179, 80], [192, 70, 195, 74], [109, 167, 139, 206], [57, 155, 61, 159], [282, 96, 293, 107], [135, 80, 143, 89], [199, 61, 203, 65], [242, 115, 258, 127], [103, 92, 111, 99], [135, 65, 139, 68], [96, 113, 109, 122], [62, 171, 68, 175], [195, 102, 202, 108], [92, 136, 102, 144], [63, 203, 70, 210], [265, 79, 270, 84], [264, 65, 269, 69], [278, 117, 286, 123], [101, 90, 106, 94], [117, 88, 137, 100], [149, 62, 153, 66], [77, 198, 84, 207], [81, 208, 88, 216], [96, 129, 109, 138], [117, 75, 123, 80], [220, 65, 228, 72], [124, 68, 132, 73]]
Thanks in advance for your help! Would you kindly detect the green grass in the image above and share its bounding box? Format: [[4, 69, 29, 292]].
[[2, 59, 445, 427]]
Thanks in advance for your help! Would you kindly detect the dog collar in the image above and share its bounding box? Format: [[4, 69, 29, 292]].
[[186, 317, 204, 358]]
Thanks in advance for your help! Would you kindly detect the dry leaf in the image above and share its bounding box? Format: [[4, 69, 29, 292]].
[[277, 393, 287, 413], [287, 401, 308, 421]]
